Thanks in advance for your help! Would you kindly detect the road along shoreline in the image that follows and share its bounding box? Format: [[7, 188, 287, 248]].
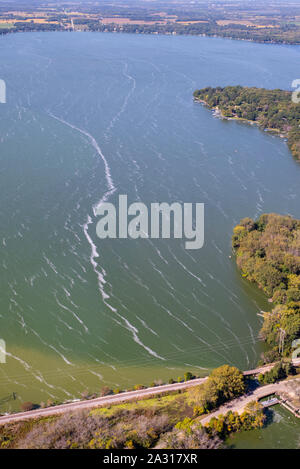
[[1, 359, 299, 425]]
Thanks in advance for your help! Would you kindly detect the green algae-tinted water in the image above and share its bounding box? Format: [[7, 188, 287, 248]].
[[0, 33, 300, 423], [227, 405, 300, 449]]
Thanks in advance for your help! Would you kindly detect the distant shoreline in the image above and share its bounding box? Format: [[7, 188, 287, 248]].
[[1, 26, 300, 47]]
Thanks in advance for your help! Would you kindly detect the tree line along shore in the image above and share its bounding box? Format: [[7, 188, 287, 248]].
[[232, 213, 300, 366], [2, 362, 300, 449], [1, 19, 300, 45], [195, 87, 299, 366], [193, 86, 300, 161]]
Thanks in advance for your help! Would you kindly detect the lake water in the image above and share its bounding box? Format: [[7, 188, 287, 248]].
[[0, 32, 300, 437], [227, 405, 300, 449]]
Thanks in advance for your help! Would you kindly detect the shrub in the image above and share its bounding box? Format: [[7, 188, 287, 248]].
[[258, 361, 293, 384], [100, 386, 113, 397], [20, 402, 35, 412], [193, 405, 206, 416], [81, 390, 90, 400], [133, 384, 146, 391], [154, 379, 164, 386], [184, 372, 194, 381], [206, 402, 265, 439], [157, 420, 222, 449], [17, 410, 171, 449]]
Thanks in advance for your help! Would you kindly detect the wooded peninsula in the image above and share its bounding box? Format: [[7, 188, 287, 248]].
[[193, 86, 300, 160], [232, 213, 300, 365]]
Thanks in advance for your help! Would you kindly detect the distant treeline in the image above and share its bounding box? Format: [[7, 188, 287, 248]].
[[193, 86, 300, 160], [87, 21, 300, 44], [1, 19, 300, 45], [0, 22, 64, 35]]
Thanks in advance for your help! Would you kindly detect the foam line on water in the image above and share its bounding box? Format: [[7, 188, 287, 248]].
[[54, 291, 89, 334], [104, 62, 136, 140], [48, 112, 116, 213], [168, 246, 207, 288], [48, 113, 115, 303], [48, 112, 165, 361]]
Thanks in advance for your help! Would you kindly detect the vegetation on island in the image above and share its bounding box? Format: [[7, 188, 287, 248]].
[[232, 213, 300, 363], [193, 86, 300, 160]]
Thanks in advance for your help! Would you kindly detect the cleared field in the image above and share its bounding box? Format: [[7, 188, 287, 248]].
[[216, 19, 276, 28], [101, 17, 165, 25], [14, 19, 59, 24], [0, 22, 14, 29], [176, 20, 209, 24]]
